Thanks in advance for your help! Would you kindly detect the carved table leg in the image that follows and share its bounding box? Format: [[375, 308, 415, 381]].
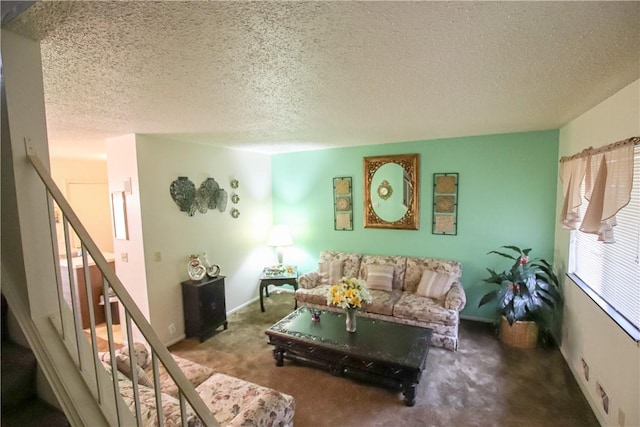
[[330, 364, 344, 376], [260, 283, 266, 312], [273, 348, 285, 367], [402, 382, 417, 406]]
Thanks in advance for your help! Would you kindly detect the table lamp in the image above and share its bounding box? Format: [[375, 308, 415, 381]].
[[267, 225, 293, 265]]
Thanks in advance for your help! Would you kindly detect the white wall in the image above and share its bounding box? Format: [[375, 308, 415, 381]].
[[134, 135, 273, 345], [555, 79, 640, 427], [2, 28, 66, 409], [106, 134, 150, 328], [1, 29, 59, 317]]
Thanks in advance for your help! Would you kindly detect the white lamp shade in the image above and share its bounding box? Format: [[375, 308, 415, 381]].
[[267, 225, 293, 247]]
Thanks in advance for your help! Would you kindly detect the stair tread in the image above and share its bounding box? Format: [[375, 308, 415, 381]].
[[1, 398, 69, 427], [1, 341, 37, 408], [1, 340, 37, 367]]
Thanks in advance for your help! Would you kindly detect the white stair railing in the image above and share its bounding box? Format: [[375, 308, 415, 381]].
[[25, 145, 219, 426]]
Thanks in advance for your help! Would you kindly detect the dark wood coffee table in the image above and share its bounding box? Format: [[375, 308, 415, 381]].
[[265, 307, 432, 406]]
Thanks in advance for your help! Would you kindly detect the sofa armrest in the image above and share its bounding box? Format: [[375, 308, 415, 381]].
[[445, 282, 466, 311], [226, 389, 295, 427], [298, 271, 320, 289], [196, 373, 295, 426]]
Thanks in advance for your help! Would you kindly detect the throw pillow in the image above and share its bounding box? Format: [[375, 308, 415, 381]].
[[120, 342, 151, 369], [318, 260, 344, 285], [121, 357, 153, 388], [366, 264, 394, 291], [416, 269, 454, 300], [100, 350, 153, 387]]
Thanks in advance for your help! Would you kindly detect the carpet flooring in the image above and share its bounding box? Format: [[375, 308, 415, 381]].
[[169, 291, 599, 427]]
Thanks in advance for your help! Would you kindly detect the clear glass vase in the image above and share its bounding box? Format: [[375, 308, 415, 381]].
[[345, 308, 357, 333]]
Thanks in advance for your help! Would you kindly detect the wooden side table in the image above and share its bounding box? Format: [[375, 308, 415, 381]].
[[259, 267, 298, 312]]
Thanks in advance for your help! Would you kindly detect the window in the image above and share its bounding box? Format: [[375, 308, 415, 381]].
[[568, 145, 640, 340]]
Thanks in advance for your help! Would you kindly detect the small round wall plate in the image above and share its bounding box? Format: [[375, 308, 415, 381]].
[[231, 208, 240, 218], [230, 179, 239, 189], [231, 193, 240, 204]]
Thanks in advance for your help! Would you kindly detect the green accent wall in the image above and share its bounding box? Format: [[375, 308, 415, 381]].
[[271, 130, 559, 319]]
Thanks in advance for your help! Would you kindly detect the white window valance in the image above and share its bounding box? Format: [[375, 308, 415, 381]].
[[559, 155, 587, 230], [559, 136, 638, 243]]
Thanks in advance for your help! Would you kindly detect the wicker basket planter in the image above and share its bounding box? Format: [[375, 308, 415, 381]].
[[499, 316, 538, 349]]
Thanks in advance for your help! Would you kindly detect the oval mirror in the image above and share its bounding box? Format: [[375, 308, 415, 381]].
[[364, 154, 419, 229]]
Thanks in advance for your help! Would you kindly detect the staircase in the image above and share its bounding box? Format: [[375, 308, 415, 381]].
[[1, 295, 69, 427], [2, 26, 218, 426]]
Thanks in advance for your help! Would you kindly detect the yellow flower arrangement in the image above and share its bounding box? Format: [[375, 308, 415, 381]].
[[326, 277, 372, 309]]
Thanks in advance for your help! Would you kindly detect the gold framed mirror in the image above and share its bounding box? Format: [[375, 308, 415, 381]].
[[364, 153, 419, 230]]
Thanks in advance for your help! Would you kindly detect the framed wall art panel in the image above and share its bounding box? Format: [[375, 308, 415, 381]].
[[432, 173, 458, 235], [333, 177, 353, 231]]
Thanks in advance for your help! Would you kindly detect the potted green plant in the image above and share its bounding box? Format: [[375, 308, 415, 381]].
[[479, 245, 562, 348]]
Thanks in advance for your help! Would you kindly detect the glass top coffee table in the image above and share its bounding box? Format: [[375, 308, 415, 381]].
[[265, 306, 432, 406]]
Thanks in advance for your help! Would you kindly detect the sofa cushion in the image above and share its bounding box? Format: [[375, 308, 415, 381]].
[[116, 371, 204, 427], [358, 255, 407, 291], [318, 259, 344, 286], [365, 264, 394, 291], [295, 285, 332, 307], [404, 257, 462, 293], [364, 289, 402, 316], [416, 269, 454, 300], [393, 292, 458, 326], [196, 373, 295, 426], [148, 354, 216, 399], [319, 251, 362, 279]]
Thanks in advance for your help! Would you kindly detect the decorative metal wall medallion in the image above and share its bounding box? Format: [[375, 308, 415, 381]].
[[200, 178, 220, 209], [230, 179, 239, 189], [231, 193, 240, 204], [216, 188, 228, 212], [231, 208, 240, 218], [170, 177, 196, 214], [170, 177, 229, 215], [195, 187, 209, 213]]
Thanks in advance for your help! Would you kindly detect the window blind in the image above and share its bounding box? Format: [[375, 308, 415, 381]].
[[570, 145, 640, 333]]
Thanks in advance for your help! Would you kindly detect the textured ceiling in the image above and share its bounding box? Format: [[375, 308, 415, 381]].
[[7, 1, 640, 158]]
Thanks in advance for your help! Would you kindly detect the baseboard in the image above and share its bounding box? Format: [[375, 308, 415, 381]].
[[165, 334, 186, 347], [227, 296, 260, 315], [460, 314, 493, 323], [560, 346, 607, 426]]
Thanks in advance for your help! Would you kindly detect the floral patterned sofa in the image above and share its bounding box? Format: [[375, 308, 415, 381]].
[[295, 251, 466, 351], [101, 347, 295, 426]]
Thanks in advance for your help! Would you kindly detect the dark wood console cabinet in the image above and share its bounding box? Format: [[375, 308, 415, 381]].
[[181, 276, 227, 342], [60, 257, 116, 329]]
